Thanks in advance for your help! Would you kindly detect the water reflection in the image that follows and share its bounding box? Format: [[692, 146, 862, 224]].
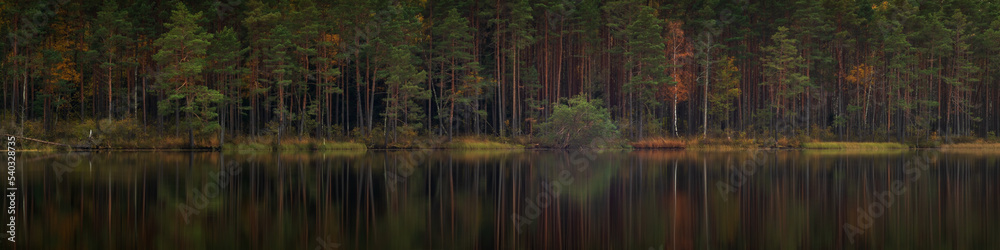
[[17, 150, 1000, 249]]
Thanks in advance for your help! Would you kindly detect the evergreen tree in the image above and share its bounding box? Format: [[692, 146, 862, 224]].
[[432, 8, 479, 140], [945, 10, 979, 136], [153, 2, 220, 148], [288, 0, 321, 139], [209, 26, 247, 146], [762, 26, 811, 137], [379, 3, 429, 143], [711, 56, 741, 132], [91, 0, 133, 120], [623, 5, 668, 139], [383, 45, 430, 143], [874, 0, 918, 141], [505, 0, 536, 136], [694, 4, 722, 139], [791, 0, 833, 135], [263, 24, 295, 143]]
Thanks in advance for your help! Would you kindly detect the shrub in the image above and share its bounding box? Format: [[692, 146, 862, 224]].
[[535, 95, 621, 148]]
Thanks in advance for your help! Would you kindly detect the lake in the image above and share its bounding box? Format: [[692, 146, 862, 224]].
[[13, 149, 1000, 249]]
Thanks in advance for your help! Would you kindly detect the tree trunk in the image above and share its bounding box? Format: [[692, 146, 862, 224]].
[[108, 64, 113, 121], [703, 48, 710, 139], [673, 95, 678, 137], [187, 100, 194, 149]]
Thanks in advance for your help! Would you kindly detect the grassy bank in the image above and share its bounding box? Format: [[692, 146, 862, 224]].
[[441, 137, 524, 150], [940, 143, 1000, 150], [9, 118, 1000, 151], [801, 142, 909, 150], [224, 136, 367, 152], [629, 136, 759, 150], [629, 137, 687, 149], [627, 136, 920, 151]]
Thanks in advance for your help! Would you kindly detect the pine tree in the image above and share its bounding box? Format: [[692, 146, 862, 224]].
[[209, 26, 247, 147], [873, 0, 917, 141], [505, 0, 536, 136], [791, 0, 833, 135], [945, 10, 979, 136], [153, 2, 220, 148], [314, 24, 343, 138], [91, 0, 133, 121], [263, 24, 295, 143], [242, 1, 282, 137], [711, 56, 741, 133], [39, 14, 85, 135], [432, 8, 478, 140], [762, 26, 810, 137], [694, 4, 722, 139], [288, 0, 321, 139], [916, 12, 953, 139], [624, 5, 668, 139], [379, 3, 429, 143], [383, 45, 430, 143]]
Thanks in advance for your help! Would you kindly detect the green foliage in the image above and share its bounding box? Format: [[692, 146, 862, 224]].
[[762, 26, 811, 102], [153, 3, 221, 137], [9, 0, 1000, 148], [710, 56, 741, 127], [383, 46, 430, 131], [536, 95, 620, 148], [624, 5, 668, 108], [432, 8, 484, 138]]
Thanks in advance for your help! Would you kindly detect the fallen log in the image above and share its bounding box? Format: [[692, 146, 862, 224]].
[[3, 134, 75, 149]]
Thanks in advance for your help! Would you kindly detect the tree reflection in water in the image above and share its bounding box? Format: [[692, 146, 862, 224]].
[[16, 150, 1000, 249]]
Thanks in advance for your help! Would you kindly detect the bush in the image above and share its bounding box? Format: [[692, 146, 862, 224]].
[[535, 95, 621, 148]]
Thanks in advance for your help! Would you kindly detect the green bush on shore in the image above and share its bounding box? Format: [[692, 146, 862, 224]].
[[535, 95, 622, 148]]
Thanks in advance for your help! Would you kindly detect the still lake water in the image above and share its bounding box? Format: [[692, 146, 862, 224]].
[[13, 149, 1000, 249]]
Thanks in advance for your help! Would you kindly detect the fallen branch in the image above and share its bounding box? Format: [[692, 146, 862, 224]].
[[3, 134, 74, 149]]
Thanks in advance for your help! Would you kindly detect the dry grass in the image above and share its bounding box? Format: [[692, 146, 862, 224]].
[[940, 143, 1000, 150], [686, 136, 759, 150], [802, 142, 908, 150], [629, 137, 687, 149], [226, 135, 366, 151], [443, 137, 523, 149]]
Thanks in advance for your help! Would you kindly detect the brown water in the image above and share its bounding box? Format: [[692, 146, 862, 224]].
[[12, 149, 1000, 249]]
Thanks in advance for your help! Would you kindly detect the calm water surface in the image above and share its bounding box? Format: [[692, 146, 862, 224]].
[[15, 150, 1000, 249]]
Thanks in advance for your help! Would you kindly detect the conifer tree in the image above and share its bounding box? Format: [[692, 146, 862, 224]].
[[623, 5, 668, 139], [91, 0, 133, 121], [432, 8, 478, 140], [153, 2, 220, 148]]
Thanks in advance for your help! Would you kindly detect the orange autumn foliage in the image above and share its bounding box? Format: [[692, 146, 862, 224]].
[[43, 15, 86, 96], [660, 20, 695, 104], [846, 63, 875, 87]]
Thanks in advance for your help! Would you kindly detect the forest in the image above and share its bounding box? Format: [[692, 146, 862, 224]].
[[3, 0, 1000, 148]]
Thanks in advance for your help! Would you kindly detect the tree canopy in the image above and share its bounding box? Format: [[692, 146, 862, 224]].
[[3, 0, 1000, 145]]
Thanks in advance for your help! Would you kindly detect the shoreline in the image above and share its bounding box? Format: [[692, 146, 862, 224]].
[[7, 139, 998, 152]]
